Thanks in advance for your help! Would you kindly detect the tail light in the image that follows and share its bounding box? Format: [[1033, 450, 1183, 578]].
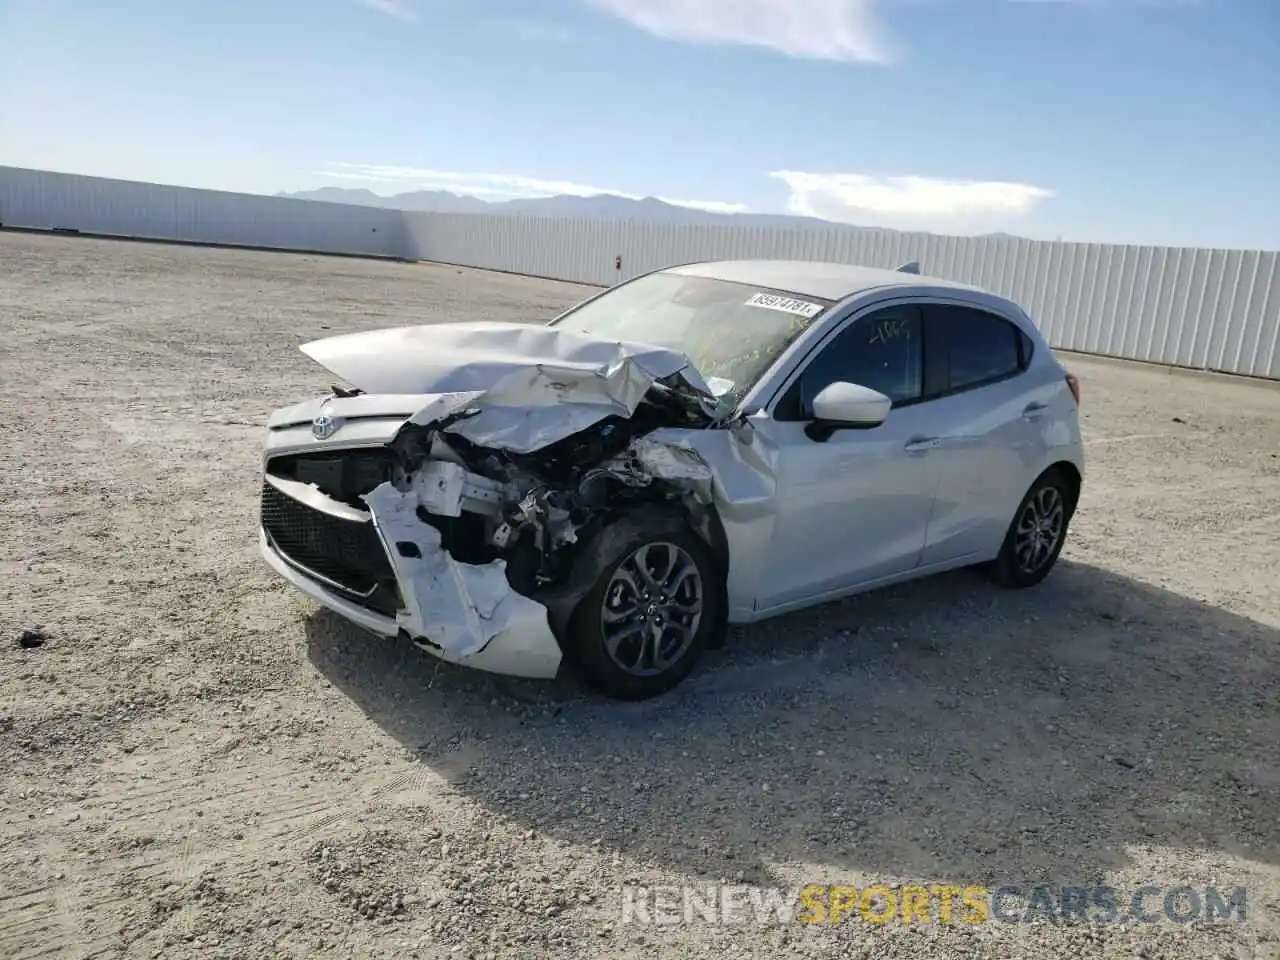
[[1065, 372, 1080, 406]]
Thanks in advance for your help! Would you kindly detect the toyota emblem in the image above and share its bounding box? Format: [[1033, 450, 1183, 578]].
[[311, 413, 341, 440]]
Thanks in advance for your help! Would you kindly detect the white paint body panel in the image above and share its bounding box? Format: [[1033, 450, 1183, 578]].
[[749, 408, 940, 610], [299, 321, 718, 454]]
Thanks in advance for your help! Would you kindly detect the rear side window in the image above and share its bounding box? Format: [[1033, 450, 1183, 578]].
[[924, 305, 1027, 395]]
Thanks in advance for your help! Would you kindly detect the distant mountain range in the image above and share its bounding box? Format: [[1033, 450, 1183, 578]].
[[276, 186, 1024, 240]]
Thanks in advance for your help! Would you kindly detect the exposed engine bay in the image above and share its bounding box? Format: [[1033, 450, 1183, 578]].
[[389, 384, 715, 588]]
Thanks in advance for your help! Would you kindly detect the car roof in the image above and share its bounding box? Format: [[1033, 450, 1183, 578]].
[[664, 259, 983, 302]]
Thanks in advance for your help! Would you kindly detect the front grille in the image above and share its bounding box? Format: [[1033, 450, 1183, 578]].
[[266, 450, 398, 506], [260, 481, 398, 609]]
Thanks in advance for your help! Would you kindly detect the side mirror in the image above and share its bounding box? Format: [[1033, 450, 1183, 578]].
[[808, 381, 890, 439]]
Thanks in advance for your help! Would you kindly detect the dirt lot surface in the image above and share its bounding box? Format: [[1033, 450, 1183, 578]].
[[1, 231, 1278, 960]]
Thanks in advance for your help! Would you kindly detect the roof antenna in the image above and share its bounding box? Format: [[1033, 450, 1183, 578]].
[[895, 261, 921, 274]]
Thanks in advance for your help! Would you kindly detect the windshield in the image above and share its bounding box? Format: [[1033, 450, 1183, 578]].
[[550, 272, 833, 404]]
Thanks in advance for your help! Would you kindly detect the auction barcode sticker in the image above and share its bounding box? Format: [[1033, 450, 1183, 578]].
[[743, 292, 824, 318]]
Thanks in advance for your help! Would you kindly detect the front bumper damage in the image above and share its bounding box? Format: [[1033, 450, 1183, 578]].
[[259, 321, 776, 680], [259, 529, 564, 678]]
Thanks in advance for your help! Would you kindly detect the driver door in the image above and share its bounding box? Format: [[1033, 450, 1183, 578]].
[[751, 304, 941, 613]]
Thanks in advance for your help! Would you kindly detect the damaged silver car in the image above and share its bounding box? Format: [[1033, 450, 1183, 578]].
[[259, 260, 1084, 699]]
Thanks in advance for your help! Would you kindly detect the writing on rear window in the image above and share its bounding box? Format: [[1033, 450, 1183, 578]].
[[743, 292, 824, 319]]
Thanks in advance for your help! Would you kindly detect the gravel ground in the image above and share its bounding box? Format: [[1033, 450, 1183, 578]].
[[1, 231, 1278, 960]]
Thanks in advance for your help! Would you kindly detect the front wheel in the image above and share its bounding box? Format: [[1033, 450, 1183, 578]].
[[986, 469, 1076, 588], [566, 527, 722, 700]]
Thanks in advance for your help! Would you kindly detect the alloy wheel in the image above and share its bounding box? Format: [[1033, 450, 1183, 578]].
[[600, 541, 704, 677], [1014, 485, 1065, 575]]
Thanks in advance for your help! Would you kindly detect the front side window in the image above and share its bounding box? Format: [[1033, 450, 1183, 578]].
[[550, 272, 833, 404], [775, 305, 923, 420], [924, 305, 1024, 393]]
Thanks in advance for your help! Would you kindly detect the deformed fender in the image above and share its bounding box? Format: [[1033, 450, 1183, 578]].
[[625, 424, 781, 617]]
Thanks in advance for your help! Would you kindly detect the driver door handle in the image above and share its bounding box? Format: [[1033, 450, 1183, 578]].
[[904, 436, 943, 453], [1023, 401, 1049, 420]]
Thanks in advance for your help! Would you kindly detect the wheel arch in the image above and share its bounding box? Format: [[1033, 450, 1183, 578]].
[[534, 499, 728, 642], [1044, 460, 1082, 513]]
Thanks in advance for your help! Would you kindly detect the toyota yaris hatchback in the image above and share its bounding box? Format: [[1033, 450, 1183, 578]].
[[259, 260, 1084, 699]]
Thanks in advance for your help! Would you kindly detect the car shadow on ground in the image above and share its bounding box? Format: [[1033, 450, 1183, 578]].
[[304, 558, 1279, 887]]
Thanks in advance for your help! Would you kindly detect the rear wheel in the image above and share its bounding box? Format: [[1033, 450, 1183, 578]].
[[566, 527, 721, 700], [987, 468, 1076, 588]]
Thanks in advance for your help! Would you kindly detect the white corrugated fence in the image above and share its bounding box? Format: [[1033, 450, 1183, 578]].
[[0, 166, 404, 258], [3, 165, 1277, 379], [401, 213, 1279, 379]]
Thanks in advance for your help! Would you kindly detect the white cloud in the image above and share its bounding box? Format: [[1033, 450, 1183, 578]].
[[356, 0, 417, 21], [770, 170, 1054, 229], [584, 0, 890, 63], [667, 198, 752, 214], [319, 163, 750, 213]]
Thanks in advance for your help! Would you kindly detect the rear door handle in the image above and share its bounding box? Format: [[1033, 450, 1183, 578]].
[[905, 436, 943, 453], [1023, 402, 1049, 420]]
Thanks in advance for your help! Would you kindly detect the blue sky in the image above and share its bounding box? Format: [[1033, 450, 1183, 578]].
[[1, 0, 1276, 249]]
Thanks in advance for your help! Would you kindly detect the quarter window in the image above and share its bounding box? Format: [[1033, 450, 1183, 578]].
[[924, 305, 1024, 393], [775, 305, 923, 420]]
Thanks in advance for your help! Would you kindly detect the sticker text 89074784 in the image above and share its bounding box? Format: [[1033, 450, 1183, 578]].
[[743, 292, 825, 319]]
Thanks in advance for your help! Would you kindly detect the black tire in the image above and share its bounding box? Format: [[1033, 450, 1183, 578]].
[[986, 468, 1077, 589], [565, 524, 723, 701]]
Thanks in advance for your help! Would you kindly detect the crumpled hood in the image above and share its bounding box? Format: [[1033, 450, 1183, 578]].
[[300, 321, 714, 399], [296, 321, 724, 454]]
